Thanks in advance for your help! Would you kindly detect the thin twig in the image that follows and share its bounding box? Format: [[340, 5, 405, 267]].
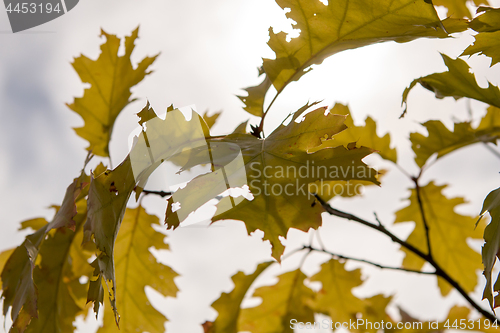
[[304, 245, 435, 275], [314, 194, 498, 323], [412, 177, 432, 257], [139, 188, 172, 198]]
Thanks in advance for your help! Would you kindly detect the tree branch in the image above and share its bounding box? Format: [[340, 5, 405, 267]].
[[314, 194, 499, 323]]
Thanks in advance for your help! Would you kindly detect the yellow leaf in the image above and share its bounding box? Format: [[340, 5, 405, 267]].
[[97, 206, 178, 333], [394, 181, 484, 296], [203, 110, 222, 129], [264, 0, 464, 93], [411, 106, 500, 168], [238, 70, 272, 117], [238, 269, 315, 333], [433, 0, 488, 18], [311, 103, 397, 163], [166, 106, 378, 259], [67, 27, 158, 157], [462, 31, 500, 67], [478, 187, 500, 309], [0, 249, 15, 290], [469, 7, 500, 32], [84, 106, 212, 320], [402, 54, 500, 115], [307, 259, 365, 324], [209, 262, 272, 333]]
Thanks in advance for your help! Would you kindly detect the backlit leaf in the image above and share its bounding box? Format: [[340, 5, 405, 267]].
[[166, 106, 378, 259], [394, 181, 484, 296], [477, 187, 500, 309], [238, 269, 315, 333], [469, 7, 500, 32], [433, 0, 487, 18], [209, 262, 272, 333], [310, 103, 397, 163], [67, 27, 158, 157], [84, 106, 211, 320], [264, 0, 464, 94], [203, 110, 222, 129], [238, 71, 272, 117], [97, 206, 178, 333], [462, 31, 500, 67], [307, 259, 365, 323], [402, 54, 500, 115], [410, 106, 500, 167]]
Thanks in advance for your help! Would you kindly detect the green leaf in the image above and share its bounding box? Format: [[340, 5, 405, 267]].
[[209, 262, 272, 333], [402, 54, 500, 115], [307, 259, 365, 323], [166, 106, 378, 259], [477, 187, 500, 309], [97, 206, 178, 333], [410, 106, 500, 167], [84, 158, 137, 324], [67, 27, 158, 157], [2, 176, 89, 333], [84, 106, 212, 320], [394, 181, 485, 296], [24, 200, 93, 333], [238, 269, 315, 333]]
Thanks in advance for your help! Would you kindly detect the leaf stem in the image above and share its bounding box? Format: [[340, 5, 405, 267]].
[[257, 92, 280, 138], [303, 245, 435, 275], [314, 194, 499, 323]]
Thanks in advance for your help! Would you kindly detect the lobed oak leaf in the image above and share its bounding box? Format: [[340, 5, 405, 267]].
[[165, 106, 378, 259], [67, 27, 158, 157], [240, 0, 467, 115], [469, 7, 500, 32], [208, 262, 272, 333], [394, 181, 485, 296], [307, 259, 365, 324], [410, 106, 500, 168], [402, 54, 500, 115], [96, 206, 178, 333], [238, 269, 315, 333]]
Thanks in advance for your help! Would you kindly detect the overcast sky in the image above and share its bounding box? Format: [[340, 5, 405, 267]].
[[1, 1, 500, 332]]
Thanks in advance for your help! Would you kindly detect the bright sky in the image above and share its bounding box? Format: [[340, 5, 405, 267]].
[[1, 1, 500, 332]]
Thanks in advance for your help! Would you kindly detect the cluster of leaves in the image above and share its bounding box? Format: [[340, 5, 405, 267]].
[[1, 0, 500, 332]]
